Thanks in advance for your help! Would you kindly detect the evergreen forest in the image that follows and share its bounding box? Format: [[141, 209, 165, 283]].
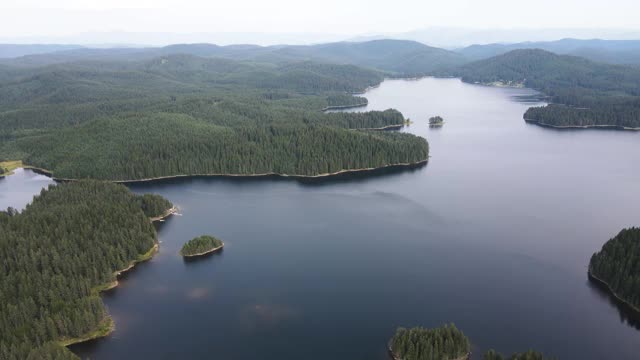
[[441, 49, 640, 128], [0, 181, 172, 359], [0, 54, 429, 180], [589, 227, 640, 310]]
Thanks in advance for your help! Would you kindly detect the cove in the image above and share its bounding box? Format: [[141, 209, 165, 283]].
[[2, 77, 640, 359]]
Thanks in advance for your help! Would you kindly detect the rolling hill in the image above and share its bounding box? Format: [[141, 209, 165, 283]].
[[0, 40, 468, 76], [457, 38, 640, 65], [443, 49, 640, 128], [0, 44, 84, 58], [0, 53, 428, 180]]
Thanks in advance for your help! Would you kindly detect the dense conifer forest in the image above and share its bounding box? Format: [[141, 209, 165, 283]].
[[524, 101, 640, 128], [0, 54, 429, 180], [441, 49, 640, 128], [136, 193, 174, 218], [12, 113, 427, 180], [389, 325, 470, 360], [589, 227, 640, 310], [180, 235, 224, 256], [325, 94, 368, 108], [0, 181, 172, 359], [389, 325, 555, 360]]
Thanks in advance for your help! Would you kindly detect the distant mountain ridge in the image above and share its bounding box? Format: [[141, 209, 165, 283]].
[[0, 44, 85, 58], [0, 39, 466, 76], [271, 40, 467, 75], [457, 38, 640, 64]]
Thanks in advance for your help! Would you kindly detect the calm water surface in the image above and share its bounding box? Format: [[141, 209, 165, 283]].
[[3, 78, 640, 359]]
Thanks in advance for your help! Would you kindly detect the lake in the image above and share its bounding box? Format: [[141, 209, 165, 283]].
[[3, 77, 640, 359]]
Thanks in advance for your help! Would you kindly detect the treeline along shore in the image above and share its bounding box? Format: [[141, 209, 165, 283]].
[[0, 181, 174, 359], [0, 51, 429, 182]]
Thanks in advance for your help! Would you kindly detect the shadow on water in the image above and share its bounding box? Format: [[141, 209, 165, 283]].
[[126, 161, 429, 190], [69, 337, 105, 358], [524, 120, 640, 133], [510, 94, 549, 104], [182, 248, 224, 265], [295, 161, 428, 187], [586, 275, 640, 330]]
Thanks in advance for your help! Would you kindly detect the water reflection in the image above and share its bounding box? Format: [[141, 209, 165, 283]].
[[587, 276, 640, 330], [126, 161, 429, 189]]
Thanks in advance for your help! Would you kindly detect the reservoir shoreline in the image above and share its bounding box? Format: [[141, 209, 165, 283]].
[[588, 270, 640, 315], [182, 244, 224, 258], [25, 158, 429, 184], [60, 208, 174, 348], [10, 76, 637, 360], [524, 119, 640, 131], [321, 102, 368, 111]]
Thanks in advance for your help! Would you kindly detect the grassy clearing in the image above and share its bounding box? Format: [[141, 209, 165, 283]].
[[0, 160, 27, 176]]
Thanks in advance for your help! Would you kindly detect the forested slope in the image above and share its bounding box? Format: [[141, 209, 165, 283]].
[[0, 181, 172, 359], [13, 113, 427, 180], [457, 39, 640, 65], [589, 228, 640, 310], [0, 54, 428, 180], [441, 49, 640, 128]]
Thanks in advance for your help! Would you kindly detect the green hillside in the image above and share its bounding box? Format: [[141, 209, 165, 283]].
[[0, 54, 428, 180], [443, 49, 640, 128]]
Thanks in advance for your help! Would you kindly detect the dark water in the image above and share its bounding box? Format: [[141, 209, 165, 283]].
[[3, 78, 640, 359]]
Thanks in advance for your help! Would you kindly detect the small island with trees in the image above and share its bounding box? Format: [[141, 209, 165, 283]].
[[589, 227, 640, 312], [429, 116, 445, 126], [180, 235, 224, 258]]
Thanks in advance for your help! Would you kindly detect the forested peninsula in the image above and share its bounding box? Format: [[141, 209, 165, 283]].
[[0, 181, 173, 359], [0, 55, 428, 181], [440, 49, 640, 129], [180, 235, 224, 257], [589, 227, 640, 312]]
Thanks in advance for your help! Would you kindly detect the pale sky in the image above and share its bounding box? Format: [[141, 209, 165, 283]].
[[1, 0, 639, 44]]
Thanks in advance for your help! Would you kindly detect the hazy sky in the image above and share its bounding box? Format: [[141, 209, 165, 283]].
[[2, 0, 639, 39]]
